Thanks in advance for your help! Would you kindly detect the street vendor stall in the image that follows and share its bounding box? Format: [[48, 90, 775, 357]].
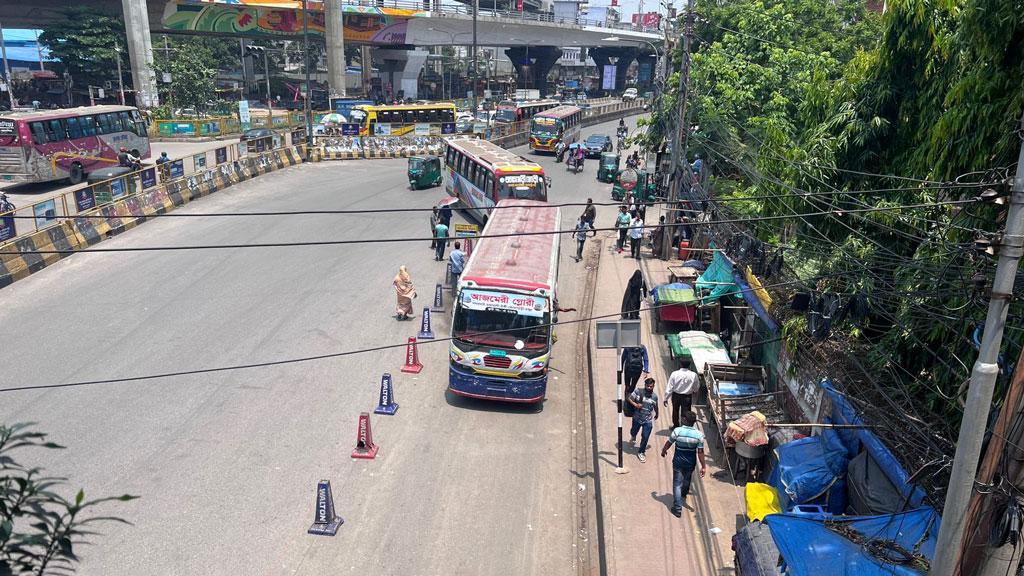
[[651, 282, 697, 332], [665, 329, 731, 369]]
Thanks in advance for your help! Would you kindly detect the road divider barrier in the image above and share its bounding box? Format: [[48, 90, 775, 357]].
[[400, 337, 424, 374], [307, 479, 344, 536], [351, 412, 379, 459], [374, 373, 399, 416]]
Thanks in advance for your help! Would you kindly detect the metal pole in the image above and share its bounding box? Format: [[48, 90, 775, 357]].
[[263, 50, 272, 112], [115, 41, 126, 105], [302, 0, 313, 158], [660, 0, 693, 261], [472, 0, 479, 113], [617, 363, 624, 469], [0, 20, 15, 110], [931, 113, 1024, 576]]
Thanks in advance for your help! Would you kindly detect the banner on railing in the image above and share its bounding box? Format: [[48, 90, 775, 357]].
[[373, 123, 392, 136], [0, 213, 14, 242], [33, 200, 56, 230], [141, 168, 157, 189], [74, 188, 95, 213], [342, 123, 360, 136], [215, 147, 227, 165], [169, 160, 185, 179]]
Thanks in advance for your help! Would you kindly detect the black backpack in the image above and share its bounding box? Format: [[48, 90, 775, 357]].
[[625, 347, 645, 372]]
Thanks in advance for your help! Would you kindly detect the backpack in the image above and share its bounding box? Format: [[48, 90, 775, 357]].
[[625, 347, 645, 372]]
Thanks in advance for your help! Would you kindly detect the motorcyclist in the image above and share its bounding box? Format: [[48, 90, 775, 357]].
[[0, 193, 13, 214], [555, 141, 567, 163], [117, 146, 140, 170], [572, 145, 585, 172]]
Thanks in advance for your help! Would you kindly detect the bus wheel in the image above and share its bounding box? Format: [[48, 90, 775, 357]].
[[68, 163, 84, 184]]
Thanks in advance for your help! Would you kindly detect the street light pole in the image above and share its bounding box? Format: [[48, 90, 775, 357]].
[[0, 19, 16, 110], [302, 0, 313, 158], [472, 0, 479, 113], [114, 41, 126, 105]]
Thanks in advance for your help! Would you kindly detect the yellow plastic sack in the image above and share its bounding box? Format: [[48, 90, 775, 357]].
[[745, 482, 783, 522]]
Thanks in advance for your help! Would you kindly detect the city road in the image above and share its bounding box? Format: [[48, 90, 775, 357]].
[[0, 116, 639, 576]]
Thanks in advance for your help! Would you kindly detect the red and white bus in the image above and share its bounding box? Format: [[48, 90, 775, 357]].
[[494, 99, 559, 124], [443, 137, 548, 223], [449, 199, 561, 403], [0, 105, 150, 185], [528, 105, 582, 153]]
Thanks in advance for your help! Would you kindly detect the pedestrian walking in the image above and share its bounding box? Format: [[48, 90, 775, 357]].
[[628, 377, 659, 463], [620, 269, 647, 320], [664, 365, 699, 429], [434, 219, 449, 261], [615, 206, 630, 253], [392, 265, 417, 320], [652, 215, 666, 257], [620, 344, 649, 417], [429, 207, 440, 250], [449, 241, 466, 280], [582, 198, 596, 227], [573, 216, 595, 262], [438, 203, 453, 238], [660, 411, 706, 517], [628, 214, 644, 260]]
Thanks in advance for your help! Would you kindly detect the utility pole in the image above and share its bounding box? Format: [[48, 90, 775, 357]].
[[114, 41, 126, 105], [302, 0, 313, 157], [931, 112, 1024, 576], [660, 0, 694, 261], [0, 19, 15, 110], [472, 0, 479, 113]]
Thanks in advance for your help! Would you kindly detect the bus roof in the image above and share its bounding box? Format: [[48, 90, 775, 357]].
[[535, 105, 581, 120], [461, 199, 560, 294], [357, 102, 456, 111], [0, 105, 138, 121], [446, 138, 544, 173]]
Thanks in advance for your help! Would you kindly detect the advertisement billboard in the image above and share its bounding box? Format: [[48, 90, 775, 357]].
[[602, 65, 617, 90]]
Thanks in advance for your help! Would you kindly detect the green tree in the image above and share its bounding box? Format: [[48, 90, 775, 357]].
[[38, 7, 127, 92], [154, 39, 218, 113], [1, 423, 136, 574]]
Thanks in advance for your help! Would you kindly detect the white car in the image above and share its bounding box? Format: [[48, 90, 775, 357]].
[[622, 88, 639, 102]]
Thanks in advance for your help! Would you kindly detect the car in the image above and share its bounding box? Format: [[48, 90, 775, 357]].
[[456, 118, 474, 133], [583, 134, 612, 158], [622, 88, 639, 102]]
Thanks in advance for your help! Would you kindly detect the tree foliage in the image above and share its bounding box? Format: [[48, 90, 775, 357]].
[[0, 423, 136, 575], [154, 38, 218, 113], [38, 8, 127, 90]]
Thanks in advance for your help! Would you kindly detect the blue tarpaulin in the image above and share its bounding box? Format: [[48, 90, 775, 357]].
[[768, 435, 849, 514], [732, 270, 779, 333], [764, 507, 939, 575]]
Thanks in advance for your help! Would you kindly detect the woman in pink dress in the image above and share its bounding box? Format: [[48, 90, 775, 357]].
[[393, 266, 417, 320]]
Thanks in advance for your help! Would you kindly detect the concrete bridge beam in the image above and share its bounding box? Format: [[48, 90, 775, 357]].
[[503, 46, 561, 97]]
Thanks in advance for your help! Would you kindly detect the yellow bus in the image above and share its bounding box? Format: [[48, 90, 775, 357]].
[[529, 105, 583, 153], [349, 103, 458, 136]]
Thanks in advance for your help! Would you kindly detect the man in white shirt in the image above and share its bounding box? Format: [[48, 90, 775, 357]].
[[628, 215, 644, 260], [663, 365, 699, 429]]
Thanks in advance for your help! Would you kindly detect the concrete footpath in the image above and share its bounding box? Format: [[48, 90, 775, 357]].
[[588, 228, 745, 576]]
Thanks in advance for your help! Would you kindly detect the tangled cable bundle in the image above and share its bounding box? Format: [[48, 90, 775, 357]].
[[823, 520, 931, 572]]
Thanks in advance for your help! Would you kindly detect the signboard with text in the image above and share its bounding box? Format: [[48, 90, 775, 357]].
[[74, 188, 95, 212], [414, 123, 431, 136], [602, 65, 617, 90], [341, 123, 360, 136], [454, 223, 479, 238], [373, 123, 392, 136], [441, 122, 456, 135], [33, 199, 56, 229], [459, 289, 547, 317], [141, 167, 157, 189], [0, 214, 14, 242], [169, 159, 184, 179]]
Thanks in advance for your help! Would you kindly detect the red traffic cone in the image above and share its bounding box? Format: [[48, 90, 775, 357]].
[[351, 412, 379, 459], [400, 336, 423, 374], [464, 238, 473, 258]]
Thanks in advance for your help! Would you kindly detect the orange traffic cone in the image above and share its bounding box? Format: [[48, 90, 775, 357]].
[[351, 412, 379, 459], [400, 337, 423, 374]]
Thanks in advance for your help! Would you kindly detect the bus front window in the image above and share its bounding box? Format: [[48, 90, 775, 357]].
[[495, 109, 517, 123], [530, 117, 558, 136], [453, 307, 550, 350], [498, 174, 546, 201]]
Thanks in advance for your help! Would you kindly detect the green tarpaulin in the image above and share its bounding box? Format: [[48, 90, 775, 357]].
[[696, 252, 739, 302]]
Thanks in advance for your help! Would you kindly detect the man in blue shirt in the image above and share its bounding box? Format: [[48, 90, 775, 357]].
[[449, 241, 466, 279], [628, 377, 659, 463], [661, 410, 706, 517]]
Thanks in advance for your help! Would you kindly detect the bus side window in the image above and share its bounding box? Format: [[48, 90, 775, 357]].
[[476, 167, 486, 191], [95, 114, 111, 135], [485, 173, 494, 199], [29, 122, 47, 144], [119, 112, 134, 134], [80, 116, 97, 136], [443, 108, 454, 123], [65, 117, 83, 140], [45, 119, 66, 142]]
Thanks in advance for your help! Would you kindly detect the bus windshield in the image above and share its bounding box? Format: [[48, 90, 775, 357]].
[[498, 173, 546, 201], [531, 117, 559, 136], [495, 108, 518, 123], [453, 307, 550, 350]]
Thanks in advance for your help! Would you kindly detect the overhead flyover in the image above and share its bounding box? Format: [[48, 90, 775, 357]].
[[2, 0, 661, 103]]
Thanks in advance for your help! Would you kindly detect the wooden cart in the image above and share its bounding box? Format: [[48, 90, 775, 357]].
[[704, 363, 785, 441]]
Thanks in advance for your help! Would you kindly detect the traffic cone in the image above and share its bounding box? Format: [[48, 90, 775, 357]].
[[430, 282, 445, 312], [351, 412, 379, 459], [464, 238, 473, 258], [374, 372, 399, 415], [400, 337, 423, 374], [417, 307, 435, 340], [307, 479, 344, 535], [445, 262, 455, 292]]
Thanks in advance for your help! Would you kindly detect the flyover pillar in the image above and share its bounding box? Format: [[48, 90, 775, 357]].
[[503, 46, 561, 97], [589, 47, 638, 93], [374, 48, 429, 100], [121, 0, 159, 108], [325, 0, 347, 98], [635, 52, 657, 92]]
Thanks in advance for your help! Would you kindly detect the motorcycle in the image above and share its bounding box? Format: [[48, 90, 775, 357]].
[[567, 155, 584, 174], [555, 146, 567, 163]]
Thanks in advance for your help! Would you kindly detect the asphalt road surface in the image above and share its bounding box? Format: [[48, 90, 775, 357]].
[[0, 117, 640, 575]]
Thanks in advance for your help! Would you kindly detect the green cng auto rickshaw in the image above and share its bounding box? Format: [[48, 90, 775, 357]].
[[611, 168, 659, 201], [408, 155, 442, 189], [597, 152, 620, 183]]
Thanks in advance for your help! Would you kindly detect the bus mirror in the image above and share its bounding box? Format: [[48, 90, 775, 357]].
[[545, 177, 552, 188], [514, 340, 525, 351]]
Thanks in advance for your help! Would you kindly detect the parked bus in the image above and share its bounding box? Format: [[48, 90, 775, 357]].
[[443, 137, 548, 223], [0, 105, 150, 185], [529, 105, 582, 153], [349, 102, 457, 136], [449, 199, 561, 403], [494, 99, 559, 124]]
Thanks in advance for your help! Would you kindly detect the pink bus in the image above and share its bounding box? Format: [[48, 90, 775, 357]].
[[0, 105, 150, 185]]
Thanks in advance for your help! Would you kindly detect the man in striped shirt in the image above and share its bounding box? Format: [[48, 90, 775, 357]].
[[661, 411, 706, 517]]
